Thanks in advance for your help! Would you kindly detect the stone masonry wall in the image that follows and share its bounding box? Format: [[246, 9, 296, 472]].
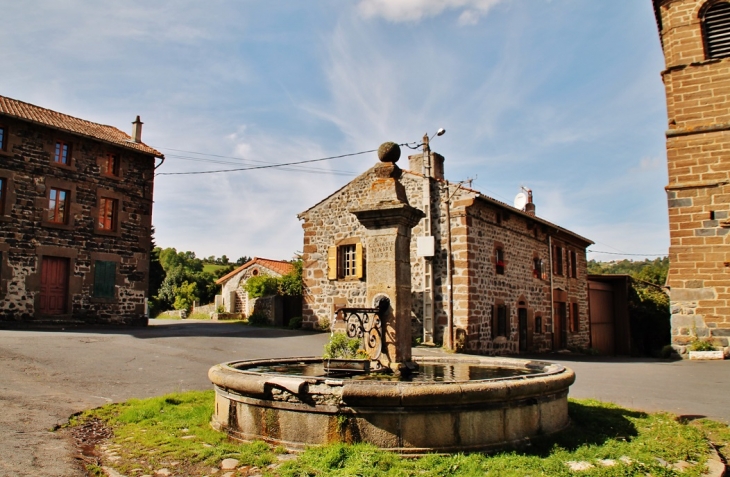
[[0, 116, 155, 324], [657, 0, 730, 354]]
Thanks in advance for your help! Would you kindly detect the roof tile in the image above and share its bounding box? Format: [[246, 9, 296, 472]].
[[216, 257, 295, 285], [0, 95, 163, 157]]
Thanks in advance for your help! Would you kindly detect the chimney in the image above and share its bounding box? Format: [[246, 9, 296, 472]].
[[132, 116, 143, 143], [524, 189, 536, 216]]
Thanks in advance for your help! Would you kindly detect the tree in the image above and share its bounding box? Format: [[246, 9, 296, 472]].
[[278, 259, 303, 296], [173, 280, 199, 312]]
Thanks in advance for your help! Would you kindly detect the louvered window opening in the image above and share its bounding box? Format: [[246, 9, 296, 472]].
[[705, 2, 730, 59]]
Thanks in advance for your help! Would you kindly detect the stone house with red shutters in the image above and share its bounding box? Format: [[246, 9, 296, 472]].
[[298, 147, 593, 355], [0, 94, 163, 325]]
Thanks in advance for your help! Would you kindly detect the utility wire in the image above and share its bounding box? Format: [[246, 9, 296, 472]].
[[155, 148, 377, 176], [587, 250, 667, 257]]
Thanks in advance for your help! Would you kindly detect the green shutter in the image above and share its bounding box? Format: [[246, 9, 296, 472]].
[[94, 261, 116, 298]]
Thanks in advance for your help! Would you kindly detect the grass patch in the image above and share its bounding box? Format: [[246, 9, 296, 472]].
[[67, 392, 727, 477], [203, 264, 230, 274]]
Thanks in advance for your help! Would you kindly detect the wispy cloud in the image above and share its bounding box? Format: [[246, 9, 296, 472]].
[[357, 0, 507, 24]]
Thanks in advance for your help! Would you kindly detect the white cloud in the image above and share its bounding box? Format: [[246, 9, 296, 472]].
[[357, 0, 507, 24]]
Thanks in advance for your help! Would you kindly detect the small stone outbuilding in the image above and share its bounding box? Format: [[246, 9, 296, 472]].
[[216, 257, 294, 315], [0, 95, 162, 325], [298, 145, 593, 355]]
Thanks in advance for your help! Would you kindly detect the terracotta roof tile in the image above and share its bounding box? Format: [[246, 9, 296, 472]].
[[216, 257, 295, 285], [0, 95, 163, 157]]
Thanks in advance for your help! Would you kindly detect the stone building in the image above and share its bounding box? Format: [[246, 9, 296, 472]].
[[0, 95, 162, 325], [298, 144, 593, 355], [653, 0, 730, 354], [216, 257, 294, 315]]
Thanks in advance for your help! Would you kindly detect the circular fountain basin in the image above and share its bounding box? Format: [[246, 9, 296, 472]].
[[209, 355, 575, 454]]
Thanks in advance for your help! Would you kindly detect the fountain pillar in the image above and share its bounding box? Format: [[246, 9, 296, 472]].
[[350, 142, 424, 372]]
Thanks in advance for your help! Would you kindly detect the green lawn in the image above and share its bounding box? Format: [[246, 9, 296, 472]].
[[68, 391, 729, 477], [203, 263, 230, 274]]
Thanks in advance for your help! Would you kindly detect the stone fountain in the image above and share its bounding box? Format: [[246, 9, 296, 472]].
[[208, 143, 575, 453]]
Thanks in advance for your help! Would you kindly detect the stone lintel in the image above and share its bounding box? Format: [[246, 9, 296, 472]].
[[671, 288, 716, 302]]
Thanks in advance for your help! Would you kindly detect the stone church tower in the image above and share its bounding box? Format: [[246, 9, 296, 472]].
[[653, 0, 730, 354]]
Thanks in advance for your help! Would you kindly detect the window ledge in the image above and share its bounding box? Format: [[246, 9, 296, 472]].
[[41, 220, 74, 231], [94, 228, 122, 238]]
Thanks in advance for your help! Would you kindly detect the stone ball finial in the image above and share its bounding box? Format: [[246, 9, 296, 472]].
[[377, 142, 401, 163]]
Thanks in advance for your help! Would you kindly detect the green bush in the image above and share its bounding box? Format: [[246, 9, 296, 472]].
[[288, 316, 303, 330], [688, 339, 716, 352], [244, 275, 279, 298], [247, 313, 269, 327], [323, 333, 368, 359]]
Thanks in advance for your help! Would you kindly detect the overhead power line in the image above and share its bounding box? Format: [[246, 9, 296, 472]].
[[588, 250, 667, 257], [155, 148, 378, 176]]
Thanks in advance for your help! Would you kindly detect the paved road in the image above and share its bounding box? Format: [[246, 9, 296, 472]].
[[0, 320, 728, 477]]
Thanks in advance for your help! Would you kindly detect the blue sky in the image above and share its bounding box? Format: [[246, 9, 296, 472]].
[[1, 1, 668, 262]]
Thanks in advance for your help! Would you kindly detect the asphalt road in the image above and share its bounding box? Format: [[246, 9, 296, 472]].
[[0, 319, 727, 477]]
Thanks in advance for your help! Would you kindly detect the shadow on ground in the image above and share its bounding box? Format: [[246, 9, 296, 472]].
[[522, 401, 644, 457], [0, 319, 327, 340]]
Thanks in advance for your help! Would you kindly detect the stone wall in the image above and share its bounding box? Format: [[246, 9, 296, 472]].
[[299, 156, 591, 355], [0, 116, 155, 324], [655, 0, 730, 354]]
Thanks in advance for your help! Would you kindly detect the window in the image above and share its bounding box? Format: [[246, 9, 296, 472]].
[[569, 250, 578, 278], [54, 140, 71, 165], [495, 248, 505, 275], [339, 244, 357, 278], [571, 303, 580, 333], [101, 153, 120, 176], [703, 2, 730, 59], [553, 245, 564, 275], [98, 197, 118, 231], [0, 126, 6, 150], [533, 257, 544, 279], [93, 260, 116, 298], [535, 315, 543, 334], [327, 242, 363, 280], [492, 304, 508, 338], [48, 188, 68, 224]]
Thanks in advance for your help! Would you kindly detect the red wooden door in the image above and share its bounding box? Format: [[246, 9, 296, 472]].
[[40, 257, 69, 315]]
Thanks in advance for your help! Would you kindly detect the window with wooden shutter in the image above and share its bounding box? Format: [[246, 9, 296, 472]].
[[354, 242, 363, 279], [491, 304, 497, 339], [704, 2, 730, 59], [553, 245, 564, 275], [572, 303, 579, 333], [327, 246, 337, 280], [329, 241, 364, 280], [94, 260, 116, 298]]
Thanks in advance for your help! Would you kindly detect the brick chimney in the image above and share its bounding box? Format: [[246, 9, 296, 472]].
[[524, 189, 535, 216], [132, 116, 143, 143]]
